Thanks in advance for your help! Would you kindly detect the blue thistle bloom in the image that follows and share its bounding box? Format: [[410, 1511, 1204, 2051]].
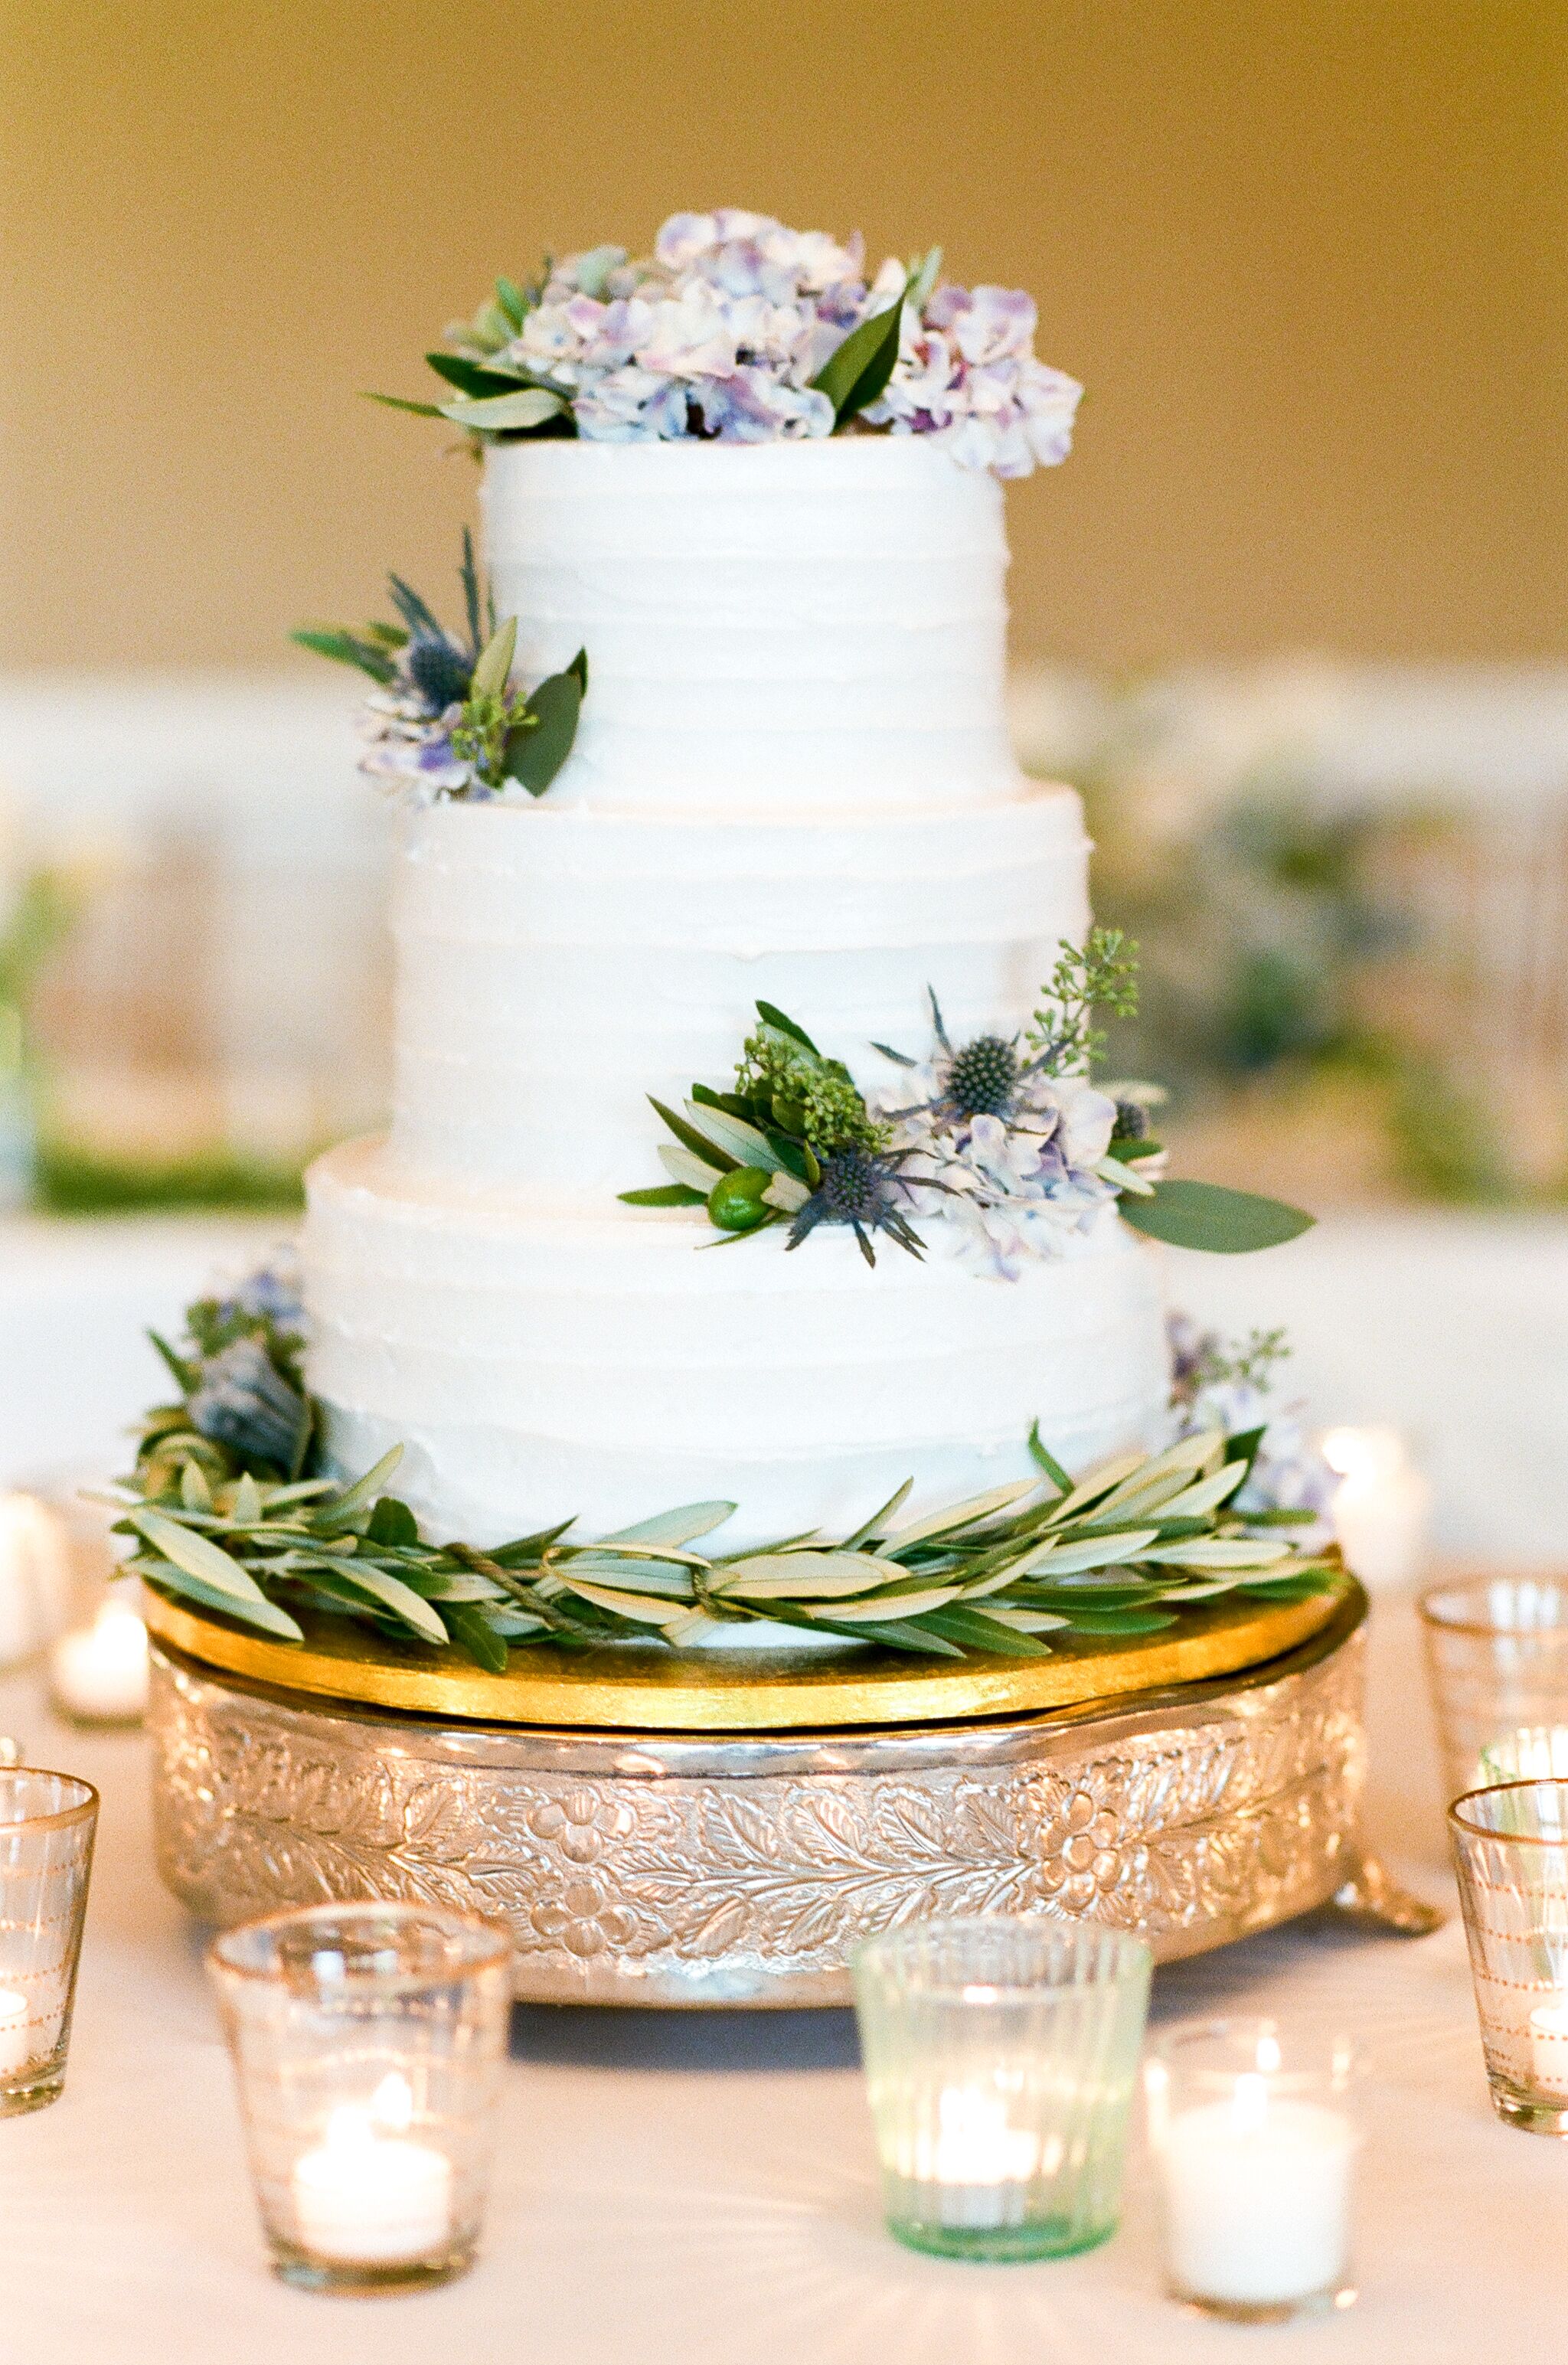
[[188, 1338, 310, 1474]]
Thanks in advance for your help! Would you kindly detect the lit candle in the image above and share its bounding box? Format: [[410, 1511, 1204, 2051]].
[[50, 1600, 149, 1725], [1158, 2073, 1357, 2310], [909, 2086, 1043, 2229], [292, 2073, 453, 2265], [0, 1494, 76, 1669], [1528, 2002, 1568, 2099], [0, 1989, 31, 2076], [1322, 1426, 1429, 1592]]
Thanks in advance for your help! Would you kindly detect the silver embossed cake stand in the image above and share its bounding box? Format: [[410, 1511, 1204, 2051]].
[[145, 1579, 1436, 2005]]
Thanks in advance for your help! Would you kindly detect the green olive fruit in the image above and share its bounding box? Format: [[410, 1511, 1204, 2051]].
[[707, 1167, 774, 1233]]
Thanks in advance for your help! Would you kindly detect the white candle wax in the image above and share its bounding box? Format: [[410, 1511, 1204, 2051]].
[[0, 1989, 31, 2076], [1159, 2085, 1356, 2307], [292, 2076, 452, 2265], [1323, 1426, 1429, 1593], [909, 2086, 1041, 2229], [1528, 2001, 1568, 2099], [0, 1494, 76, 1669], [50, 1602, 149, 1724]]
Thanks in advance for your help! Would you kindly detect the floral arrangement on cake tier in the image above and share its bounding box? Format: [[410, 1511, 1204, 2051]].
[[374, 209, 1082, 480], [623, 933, 1313, 1269], [102, 1262, 1343, 1673], [292, 532, 586, 800]]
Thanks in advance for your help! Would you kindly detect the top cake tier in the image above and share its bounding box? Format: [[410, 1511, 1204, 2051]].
[[482, 436, 1024, 817]]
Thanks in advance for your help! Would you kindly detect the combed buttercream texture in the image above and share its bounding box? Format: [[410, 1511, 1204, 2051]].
[[303, 438, 1169, 1545]]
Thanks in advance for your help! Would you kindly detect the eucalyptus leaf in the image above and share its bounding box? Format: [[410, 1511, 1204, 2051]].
[[681, 1102, 786, 1171], [1119, 1180, 1315, 1254], [503, 665, 581, 795]]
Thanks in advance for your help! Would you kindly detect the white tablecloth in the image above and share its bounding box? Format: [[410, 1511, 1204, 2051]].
[[0, 1598, 1561, 2365]]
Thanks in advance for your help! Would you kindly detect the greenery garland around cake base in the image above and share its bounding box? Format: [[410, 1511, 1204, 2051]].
[[99, 1281, 1343, 1675]]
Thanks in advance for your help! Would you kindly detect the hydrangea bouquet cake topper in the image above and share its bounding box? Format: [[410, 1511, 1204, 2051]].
[[370, 209, 1081, 479], [292, 532, 586, 801], [622, 933, 1313, 1269]]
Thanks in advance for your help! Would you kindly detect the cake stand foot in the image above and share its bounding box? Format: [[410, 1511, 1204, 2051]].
[[1329, 1855, 1447, 1935]]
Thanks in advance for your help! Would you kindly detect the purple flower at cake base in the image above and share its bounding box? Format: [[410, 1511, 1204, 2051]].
[[1165, 1316, 1338, 1531], [188, 1336, 310, 1474]]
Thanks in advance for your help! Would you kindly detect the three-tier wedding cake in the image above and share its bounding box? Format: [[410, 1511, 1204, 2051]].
[[302, 433, 1172, 1549]]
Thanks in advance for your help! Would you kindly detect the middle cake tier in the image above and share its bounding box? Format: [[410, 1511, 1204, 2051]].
[[389, 787, 1089, 1201]]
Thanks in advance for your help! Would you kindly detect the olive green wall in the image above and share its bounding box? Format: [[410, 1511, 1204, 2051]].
[[2, 0, 1562, 669]]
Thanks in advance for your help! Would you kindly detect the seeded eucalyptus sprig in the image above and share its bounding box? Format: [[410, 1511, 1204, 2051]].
[[621, 1001, 926, 1265], [106, 1405, 1343, 1675]]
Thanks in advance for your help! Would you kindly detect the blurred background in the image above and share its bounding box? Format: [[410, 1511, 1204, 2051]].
[[1, 0, 1564, 1571]]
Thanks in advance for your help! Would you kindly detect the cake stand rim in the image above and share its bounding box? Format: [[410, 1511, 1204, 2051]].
[[137, 1577, 1357, 1736]]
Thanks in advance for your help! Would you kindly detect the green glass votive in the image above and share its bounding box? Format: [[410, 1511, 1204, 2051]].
[[851, 1918, 1152, 2262]]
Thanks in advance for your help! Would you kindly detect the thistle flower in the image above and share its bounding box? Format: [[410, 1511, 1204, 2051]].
[[787, 1145, 926, 1269], [188, 1337, 310, 1475]]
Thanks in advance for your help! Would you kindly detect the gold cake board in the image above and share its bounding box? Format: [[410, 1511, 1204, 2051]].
[[142, 1582, 1427, 2006], [139, 1583, 1346, 1733]]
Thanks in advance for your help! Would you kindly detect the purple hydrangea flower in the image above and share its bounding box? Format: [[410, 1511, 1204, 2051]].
[[482, 214, 1079, 476]]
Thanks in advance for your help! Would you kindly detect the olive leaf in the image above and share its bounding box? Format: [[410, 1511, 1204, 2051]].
[[437, 387, 570, 434], [469, 616, 518, 704]]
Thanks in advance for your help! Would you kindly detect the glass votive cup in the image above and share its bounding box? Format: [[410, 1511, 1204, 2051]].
[[1449, 1778, 1568, 2134], [207, 1902, 514, 2292], [851, 1917, 1152, 2262], [1479, 1726, 1568, 1786], [0, 1768, 99, 2115], [1145, 2019, 1360, 2322], [1420, 1578, 1568, 1800]]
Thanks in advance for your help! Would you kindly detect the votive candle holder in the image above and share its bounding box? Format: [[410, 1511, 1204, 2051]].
[[851, 1918, 1152, 2262], [1479, 1726, 1568, 1786], [207, 1902, 513, 2292], [1145, 2019, 1360, 2321], [1449, 1778, 1568, 2135], [1421, 1579, 1568, 1799], [0, 1768, 98, 2115]]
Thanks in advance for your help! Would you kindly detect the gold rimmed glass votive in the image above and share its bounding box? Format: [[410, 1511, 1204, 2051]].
[[1449, 1778, 1568, 2135], [207, 1903, 513, 2292], [1421, 1578, 1568, 1799], [1479, 1727, 1568, 1786], [1145, 2019, 1360, 2321], [0, 1768, 99, 2115], [851, 1918, 1152, 2262]]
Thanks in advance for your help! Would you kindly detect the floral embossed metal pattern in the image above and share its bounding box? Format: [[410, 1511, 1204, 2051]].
[[149, 1631, 1364, 2004]]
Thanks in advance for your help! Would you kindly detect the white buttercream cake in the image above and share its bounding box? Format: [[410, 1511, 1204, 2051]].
[[302, 436, 1171, 1548]]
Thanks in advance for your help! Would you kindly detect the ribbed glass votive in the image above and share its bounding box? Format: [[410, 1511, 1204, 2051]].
[[1479, 1726, 1568, 1785], [1421, 1579, 1568, 1800], [207, 1903, 513, 2292], [851, 1918, 1152, 2261], [1449, 1779, 1568, 2135], [1145, 2020, 1360, 2321], [0, 1768, 98, 2115]]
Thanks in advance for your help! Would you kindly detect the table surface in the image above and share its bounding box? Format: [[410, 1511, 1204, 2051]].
[[0, 1592, 1562, 2365]]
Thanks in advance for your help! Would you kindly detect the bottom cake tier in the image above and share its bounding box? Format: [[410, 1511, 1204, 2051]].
[[148, 1583, 1369, 2005], [302, 1138, 1173, 1548]]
